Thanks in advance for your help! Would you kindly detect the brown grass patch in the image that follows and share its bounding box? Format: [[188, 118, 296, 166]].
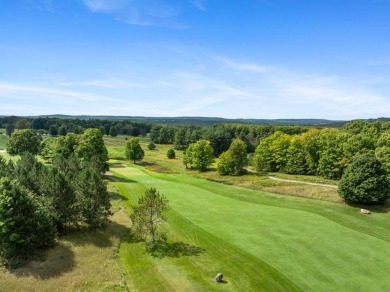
[[0, 190, 131, 291], [190, 170, 342, 203]]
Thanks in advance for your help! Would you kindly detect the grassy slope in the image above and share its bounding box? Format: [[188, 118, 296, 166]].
[[115, 179, 299, 292], [113, 164, 390, 291]]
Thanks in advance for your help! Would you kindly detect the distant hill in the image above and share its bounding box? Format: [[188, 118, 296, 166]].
[[37, 115, 347, 127]]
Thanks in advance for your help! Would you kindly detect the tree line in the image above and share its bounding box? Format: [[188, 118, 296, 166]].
[[0, 116, 152, 138], [0, 129, 111, 267]]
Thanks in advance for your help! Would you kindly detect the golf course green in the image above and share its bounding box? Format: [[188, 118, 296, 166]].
[[112, 163, 390, 291]]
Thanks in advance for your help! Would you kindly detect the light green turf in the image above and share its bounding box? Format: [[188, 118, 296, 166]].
[[0, 133, 8, 150], [113, 164, 390, 291], [115, 180, 299, 292]]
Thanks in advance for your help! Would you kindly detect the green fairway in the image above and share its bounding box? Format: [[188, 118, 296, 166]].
[[113, 164, 390, 291]]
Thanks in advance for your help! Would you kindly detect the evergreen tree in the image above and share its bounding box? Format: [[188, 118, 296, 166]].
[[74, 167, 111, 228], [130, 188, 168, 247], [39, 167, 78, 232], [0, 178, 56, 266], [167, 148, 176, 159]]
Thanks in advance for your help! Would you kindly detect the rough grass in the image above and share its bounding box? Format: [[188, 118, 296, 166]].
[[0, 134, 7, 150], [112, 165, 390, 291], [0, 185, 131, 292], [190, 170, 342, 203]]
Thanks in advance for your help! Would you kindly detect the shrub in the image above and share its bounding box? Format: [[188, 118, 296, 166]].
[[167, 148, 176, 159], [338, 153, 390, 204], [148, 142, 156, 150]]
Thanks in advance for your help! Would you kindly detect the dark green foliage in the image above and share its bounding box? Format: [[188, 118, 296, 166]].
[[339, 153, 390, 204], [125, 138, 145, 163], [74, 168, 111, 228], [6, 129, 41, 155], [52, 154, 82, 181], [203, 125, 234, 156], [58, 124, 68, 136], [0, 178, 56, 267], [14, 119, 30, 130], [167, 148, 176, 159], [0, 157, 10, 179], [147, 142, 156, 150], [217, 138, 248, 175], [39, 167, 78, 232], [14, 153, 43, 195], [49, 124, 58, 136], [174, 128, 187, 150], [130, 188, 168, 247], [183, 140, 214, 172], [75, 129, 109, 173], [54, 133, 79, 159], [109, 126, 118, 137]]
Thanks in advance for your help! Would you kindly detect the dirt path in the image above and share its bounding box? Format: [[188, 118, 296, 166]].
[[246, 168, 338, 188], [266, 176, 338, 188]]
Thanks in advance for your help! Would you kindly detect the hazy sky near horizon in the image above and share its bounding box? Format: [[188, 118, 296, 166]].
[[1, 0, 390, 119]]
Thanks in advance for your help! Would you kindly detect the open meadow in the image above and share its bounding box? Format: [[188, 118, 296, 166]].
[[0, 135, 389, 291]]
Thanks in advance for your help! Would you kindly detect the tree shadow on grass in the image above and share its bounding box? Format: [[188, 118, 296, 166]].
[[9, 243, 75, 280], [110, 163, 126, 168], [64, 221, 130, 248], [147, 240, 205, 259], [107, 175, 136, 184], [346, 199, 390, 214], [109, 191, 128, 201]]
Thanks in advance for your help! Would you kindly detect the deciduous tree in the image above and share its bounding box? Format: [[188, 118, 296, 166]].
[[183, 140, 214, 171], [217, 138, 248, 175], [6, 129, 41, 155], [125, 138, 145, 163], [75, 129, 109, 172], [339, 153, 390, 204]]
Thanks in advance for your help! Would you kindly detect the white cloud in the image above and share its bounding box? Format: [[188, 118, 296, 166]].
[[0, 82, 117, 102], [188, 0, 205, 11], [220, 57, 270, 73], [57, 78, 145, 89], [81, 0, 129, 12], [80, 0, 192, 28]]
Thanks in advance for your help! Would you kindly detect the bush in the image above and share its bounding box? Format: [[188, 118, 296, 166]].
[[167, 148, 176, 159], [148, 142, 156, 150], [338, 153, 390, 204]]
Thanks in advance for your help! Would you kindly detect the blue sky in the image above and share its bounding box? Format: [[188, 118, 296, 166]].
[[0, 0, 389, 119]]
